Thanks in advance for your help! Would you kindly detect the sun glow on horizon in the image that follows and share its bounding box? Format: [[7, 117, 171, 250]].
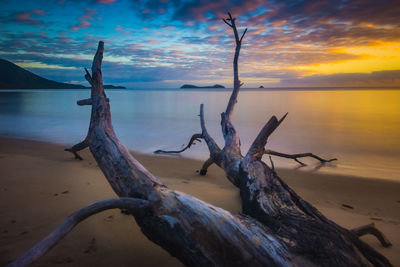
[[291, 42, 400, 75]]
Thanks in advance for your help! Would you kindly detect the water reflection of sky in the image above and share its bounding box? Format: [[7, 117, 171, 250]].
[[1, 89, 399, 181]]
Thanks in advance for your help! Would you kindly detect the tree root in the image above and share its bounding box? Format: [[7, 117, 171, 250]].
[[351, 223, 392, 247]]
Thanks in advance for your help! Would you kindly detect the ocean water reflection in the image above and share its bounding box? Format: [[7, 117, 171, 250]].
[[0, 89, 399, 181]]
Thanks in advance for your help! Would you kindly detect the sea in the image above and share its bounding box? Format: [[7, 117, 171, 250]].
[[0, 88, 399, 181]]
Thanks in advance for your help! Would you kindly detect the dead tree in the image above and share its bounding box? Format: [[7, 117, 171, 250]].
[[155, 12, 392, 267], [7, 41, 310, 267], [9, 15, 392, 267]]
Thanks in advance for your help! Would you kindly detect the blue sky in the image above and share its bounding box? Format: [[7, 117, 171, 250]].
[[1, 0, 399, 88]]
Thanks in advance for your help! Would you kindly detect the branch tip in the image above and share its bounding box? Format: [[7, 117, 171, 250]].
[[240, 28, 248, 43], [278, 112, 288, 124]]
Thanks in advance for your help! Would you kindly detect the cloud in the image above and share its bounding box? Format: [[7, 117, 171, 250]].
[[281, 70, 400, 87], [68, 8, 97, 31], [1, 0, 399, 88], [128, 0, 400, 42], [12, 9, 45, 26], [70, 21, 91, 31]]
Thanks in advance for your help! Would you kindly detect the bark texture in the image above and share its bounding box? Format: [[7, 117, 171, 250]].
[[11, 41, 304, 267], [10, 14, 392, 267], [156, 12, 392, 267]]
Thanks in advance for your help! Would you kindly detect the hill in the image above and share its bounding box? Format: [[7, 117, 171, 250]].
[[0, 59, 125, 89]]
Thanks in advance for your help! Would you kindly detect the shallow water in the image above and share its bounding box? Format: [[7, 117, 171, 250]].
[[1, 88, 399, 181]]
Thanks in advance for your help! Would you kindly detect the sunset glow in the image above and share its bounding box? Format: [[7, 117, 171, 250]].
[[0, 0, 399, 88], [293, 42, 400, 75]]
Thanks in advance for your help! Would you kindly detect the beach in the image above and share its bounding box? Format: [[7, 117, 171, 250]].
[[0, 137, 399, 266]]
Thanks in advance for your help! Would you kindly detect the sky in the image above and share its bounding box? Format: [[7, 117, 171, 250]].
[[0, 0, 399, 88]]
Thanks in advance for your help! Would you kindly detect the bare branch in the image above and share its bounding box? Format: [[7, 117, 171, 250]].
[[90, 41, 104, 97], [246, 116, 280, 160], [154, 133, 202, 154], [223, 14, 247, 122], [264, 149, 337, 166], [222, 18, 232, 28], [199, 157, 214, 176], [84, 68, 92, 85], [228, 12, 239, 44], [278, 112, 288, 124], [200, 104, 221, 155], [351, 223, 392, 247], [245, 113, 289, 160], [153, 104, 221, 167], [64, 139, 89, 160], [9, 198, 149, 267], [77, 97, 109, 106], [269, 155, 275, 173], [77, 98, 92, 106], [239, 28, 248, 43]]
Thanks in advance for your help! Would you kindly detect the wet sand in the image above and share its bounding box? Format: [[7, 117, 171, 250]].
[[0, 137, 399, 266]]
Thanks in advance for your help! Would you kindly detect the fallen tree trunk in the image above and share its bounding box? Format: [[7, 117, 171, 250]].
[[156, 12, 392, 267], [10, 41, 303, 267], [10, 14, 392, 267]]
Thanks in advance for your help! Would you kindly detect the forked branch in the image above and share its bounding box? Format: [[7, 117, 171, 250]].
[[246, 113, 288, 160], [65, 42, 106, 160], [153, 104, 221, 157], [9, 198, 149, 267], [224, 12, 247, 121]]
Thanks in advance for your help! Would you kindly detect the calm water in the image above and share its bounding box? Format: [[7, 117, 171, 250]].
[[1, 89, 399, 181]]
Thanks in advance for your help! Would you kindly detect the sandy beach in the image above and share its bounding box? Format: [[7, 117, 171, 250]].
[[0, 137, 399, 266]]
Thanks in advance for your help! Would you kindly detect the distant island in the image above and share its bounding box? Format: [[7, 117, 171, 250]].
[[259, 85, 264, 88], [0, 59, 125, 89], [103, 85, 126, 89], [180, 84, 225, 89]]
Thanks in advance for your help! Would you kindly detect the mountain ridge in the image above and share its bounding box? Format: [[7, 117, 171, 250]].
[[0, 59, 125, 89]]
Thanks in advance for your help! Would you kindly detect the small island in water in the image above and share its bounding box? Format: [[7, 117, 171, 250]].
[[180, 84, 225, 89]]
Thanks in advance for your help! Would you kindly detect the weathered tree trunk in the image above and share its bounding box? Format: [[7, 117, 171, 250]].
[[10, 41, 304, 267], [10, 13, 392, 267], [156, 12, 392, 267]]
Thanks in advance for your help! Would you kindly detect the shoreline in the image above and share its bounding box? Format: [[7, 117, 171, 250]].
[[0, 137, 399, 266], [2, 134, 399, 184]]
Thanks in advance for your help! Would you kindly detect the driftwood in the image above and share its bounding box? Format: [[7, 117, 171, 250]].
[[10, 14, 392, 267], [155, 12, 392, 267], [9, 41, 300, 267]]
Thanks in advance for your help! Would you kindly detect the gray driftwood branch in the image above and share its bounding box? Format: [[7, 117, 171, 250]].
[[8, 198, 149, 267], [12, 41, 309, 267], [12, 13, 392, 267], [155, 12, 392, 267]]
